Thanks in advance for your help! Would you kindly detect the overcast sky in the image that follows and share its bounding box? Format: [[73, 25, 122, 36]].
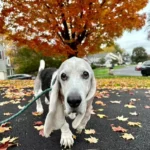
[[116, 1, 150, 55]]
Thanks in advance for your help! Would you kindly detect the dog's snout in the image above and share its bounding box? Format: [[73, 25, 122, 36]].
[[67, 94, 81, 108]]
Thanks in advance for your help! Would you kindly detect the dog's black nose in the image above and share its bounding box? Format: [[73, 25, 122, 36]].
[[67, 94, 81, 108]]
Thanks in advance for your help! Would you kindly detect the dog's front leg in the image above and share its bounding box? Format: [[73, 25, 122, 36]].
[[60, 121, 74, 148], [76, 100, 93, 134]]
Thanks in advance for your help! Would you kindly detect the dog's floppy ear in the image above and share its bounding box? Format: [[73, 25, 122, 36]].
[[44, 74, 65, 138], [86, 73, 96, 101]]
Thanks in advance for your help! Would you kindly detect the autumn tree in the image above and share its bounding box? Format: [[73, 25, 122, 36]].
[[0, 0, 148, 58], [131, 47, 148, 63]]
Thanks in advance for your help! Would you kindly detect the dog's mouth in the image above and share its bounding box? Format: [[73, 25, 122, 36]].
[[67, 108, 82, 115]]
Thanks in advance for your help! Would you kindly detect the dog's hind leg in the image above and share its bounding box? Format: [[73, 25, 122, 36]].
[[35, 89, 44, 113], [34, 76, 44, 114]]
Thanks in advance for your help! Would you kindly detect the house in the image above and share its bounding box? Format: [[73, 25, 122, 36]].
[[87, 52, 124, 67], [0, 45, 14, 80]]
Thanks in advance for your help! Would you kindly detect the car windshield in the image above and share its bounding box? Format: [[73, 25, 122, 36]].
[[143, 61, 150, 66]]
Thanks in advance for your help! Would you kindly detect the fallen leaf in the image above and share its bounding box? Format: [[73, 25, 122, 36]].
[[116, 116, 128, 121], [145, 105, 150, 109], [0, 127, 11, 133], [97, 109, 104, 112], [85, 136, 98, 143], [0, 101, 9, 106], [130, 98, 137, 102], [121, 133, 134, 140], [3, 112, 13, 116], [0, 136, 19, 150], [10, 100, 20, 104], [72, 135, 76, 139], [0, 123, 11, 133], [34, 121, 43, 126], [0, 137, 10, 144], [110, 101, 121, 104], [95, 91, 102, 99], [18, 105, 24, 110], [32, 112, 42, 116], [128, 122, 142, 127], [9, 137, 18, 143], [129, 92, 134, 95], [95, 101, 106, 106], [124, 104, 136, 108], [85, 129, 96, 134], [97, 114, 107, 118], [39, 129, 44, 137], [111, 125, 127, 132], [34, 125, 44, 131], [129, 112, 138, 116]]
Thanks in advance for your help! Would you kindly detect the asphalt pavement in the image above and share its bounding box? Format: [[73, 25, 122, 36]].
[[0, 87, 150, 150], [113, 66, 142, 76]]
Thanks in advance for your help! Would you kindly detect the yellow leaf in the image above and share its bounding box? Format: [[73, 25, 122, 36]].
[[110, 101, 121, 104], [124, 104, 136, 108], [97, 114, 107, 118], [0, 126, 11, 133], [85, 136, 98, 143], [72, 135, 76, 139], [34, 125, 44, 131], [128, 122, 142, 127], [3, 112, 13, 116], [97, 109, 104, 112], [18, 105, 24, 110], [129, 112, 138, 116], [85, 129, 96, 134], [121, 133, 135, 140], [10, 100, 20, 104], [0, 101, 9, 106], [0, 136, 10, 144], [116, 116, 128, 121], [9, 137, 18, 143]]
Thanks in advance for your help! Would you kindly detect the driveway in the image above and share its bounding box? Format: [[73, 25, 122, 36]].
[[0, 85, 150, 150], [113, 66, 142, 76]]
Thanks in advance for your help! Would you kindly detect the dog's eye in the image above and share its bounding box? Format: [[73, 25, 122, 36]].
[[82, 71, 89, 79], [61, 73, 68, 81]]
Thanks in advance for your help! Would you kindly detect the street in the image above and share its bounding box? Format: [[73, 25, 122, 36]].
[[113, 66, 142, 76], [0, 85, 150, 150]]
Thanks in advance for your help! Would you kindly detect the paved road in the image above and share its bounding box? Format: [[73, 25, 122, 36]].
[[0, 87, 150, 150], [113, 66, 142, 76]]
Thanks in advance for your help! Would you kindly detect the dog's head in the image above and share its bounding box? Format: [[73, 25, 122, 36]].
[[47, 57, 96, 130], [56, 57, 96, 115]]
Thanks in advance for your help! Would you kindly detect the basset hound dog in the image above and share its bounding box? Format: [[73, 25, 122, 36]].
[[34, 57, 96, 148]]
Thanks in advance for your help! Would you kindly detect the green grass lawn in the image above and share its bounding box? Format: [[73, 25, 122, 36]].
[[93, 65, 128, 78], [94, 67, 110, 78]]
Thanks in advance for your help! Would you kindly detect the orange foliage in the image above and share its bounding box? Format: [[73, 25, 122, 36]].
[[0, 0, 148, 57]]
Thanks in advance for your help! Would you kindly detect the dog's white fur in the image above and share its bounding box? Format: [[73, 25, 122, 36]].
[[34, 57, 96, 148]]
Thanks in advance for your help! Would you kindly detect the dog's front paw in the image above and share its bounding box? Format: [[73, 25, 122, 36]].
[[76, 126, 84, 134], [43, 130, 50, 138], [60, 131, 74, 148], [43, 128, 53, 138]]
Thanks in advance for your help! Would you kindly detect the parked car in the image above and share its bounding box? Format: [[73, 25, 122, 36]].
[[7, 74, 34, 80], [140, 60, 150, 76], [135, 62, 143, 71]]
